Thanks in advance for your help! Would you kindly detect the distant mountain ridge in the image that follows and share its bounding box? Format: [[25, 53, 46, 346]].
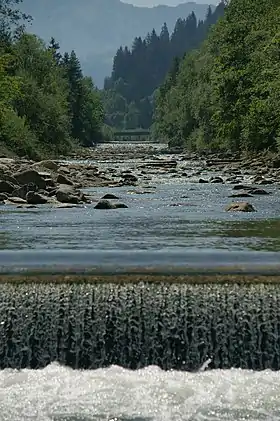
[[21, 0, 214, 86]]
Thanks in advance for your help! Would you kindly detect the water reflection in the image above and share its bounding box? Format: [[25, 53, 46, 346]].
[[208, 219, 280, 252]]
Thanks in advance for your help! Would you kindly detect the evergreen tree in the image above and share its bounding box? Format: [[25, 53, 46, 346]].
[[48, 37, 62, 65], [152, 0, 280, 153], [104, 6, 223, 131]]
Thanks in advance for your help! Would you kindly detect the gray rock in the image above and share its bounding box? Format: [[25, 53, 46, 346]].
[[94, 200, 128, 209], [14, 169, 46, 189], [33, 160, 59, 171], [229, 191, 253, 198], [57, 173, 73, 185], [115, 203, 128, 208], [12, 183, 37, 199], [225, 202, 256, 212], [0, 192, 8, 201], [121, 173, 138, 182], [5, 197, 27, 205], [232, 184, 253, 190], [247, 188, 270, 195], [26, 191, 48, 204], [102, 193, 120, 199], [210, 176, 224, 183], [0, 180, 15, 194], [94, 200, 116, 209], [56, 187, 80, 204]]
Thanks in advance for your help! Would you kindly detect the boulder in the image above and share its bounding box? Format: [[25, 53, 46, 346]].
[[14, 169, 46, 189], [56, 187, 81, 204], [225, 202, 256, 212], [26, 191, 48, 204], [5, 197, 27, 205], [115, 203, 128, 208], [94, 200, 116, 209], [102, 193, 120, 199], [232, 184, 253, 190], [229, 191, 253, 198], [271, 157, 280, 169], [121, 173, 138, 182], [0, 180, 15, 194], [198, 178, 208, 183], [58, 165, 70, 174], [57, 173, 73, 185], [12, 183, 37, 199], [0, 193, 8, 202], [33, 160, 59, 171], [94, 200, 128, 209], [210, 176, 224, 183], [247, 188, 270, 195]]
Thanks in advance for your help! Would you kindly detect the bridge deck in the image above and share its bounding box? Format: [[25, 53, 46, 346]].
[[113, 129, 151, 142]]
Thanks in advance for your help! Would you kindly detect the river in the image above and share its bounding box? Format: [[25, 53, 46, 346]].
[[0, 143, 280, 420], [1, 143, 280, 271]]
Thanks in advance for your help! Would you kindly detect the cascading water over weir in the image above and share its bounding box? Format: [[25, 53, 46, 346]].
[[1, 280, 280, 371], [1, 249, 280, 420]]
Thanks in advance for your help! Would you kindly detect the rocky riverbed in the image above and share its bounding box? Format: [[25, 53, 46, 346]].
[[1, 143, 280, 211]]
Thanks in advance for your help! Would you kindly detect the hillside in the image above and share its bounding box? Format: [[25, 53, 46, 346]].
[[103, 4, 224, 130], [152, 0, 280, 154], [0, 1, 104, 159], [21, 0, 214, 86]]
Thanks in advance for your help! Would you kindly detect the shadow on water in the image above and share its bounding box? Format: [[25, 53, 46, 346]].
[[1, 282, 280, 371], [204, 219, 280, 252]]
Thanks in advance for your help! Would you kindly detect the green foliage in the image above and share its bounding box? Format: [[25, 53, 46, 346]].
[[152, 0, 280, 153], [0, 2, 104, 158], [104, 6, 223, 131], [63, 52, 104, 146]]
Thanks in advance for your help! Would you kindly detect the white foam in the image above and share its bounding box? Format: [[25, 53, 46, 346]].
[[0, 363, 280, 421]]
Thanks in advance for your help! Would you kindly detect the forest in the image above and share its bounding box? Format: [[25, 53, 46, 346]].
[[1, 0, 279, 158], [152, 0, 280, 154], [103, 3, 225, 130], [0, 0, 104, 159]]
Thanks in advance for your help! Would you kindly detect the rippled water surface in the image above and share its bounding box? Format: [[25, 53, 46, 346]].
[[1, 183, 280, 253]]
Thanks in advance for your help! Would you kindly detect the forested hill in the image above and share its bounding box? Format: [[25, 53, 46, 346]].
[[0, 0, 104, 159], [152, 0, 280, 154], [103, 3, 225, 130], [21, 0, 214, 88]]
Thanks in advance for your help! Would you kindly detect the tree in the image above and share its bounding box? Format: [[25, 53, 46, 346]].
[[152, 0, 280, 153], [104, 7, 222, 131], [48, 37, 62, 65]]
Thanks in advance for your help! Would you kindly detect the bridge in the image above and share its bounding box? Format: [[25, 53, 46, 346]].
[[112, 129, 153, 142]]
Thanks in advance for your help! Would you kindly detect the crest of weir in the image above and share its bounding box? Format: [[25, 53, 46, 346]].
[[0, 282, 279, 371]]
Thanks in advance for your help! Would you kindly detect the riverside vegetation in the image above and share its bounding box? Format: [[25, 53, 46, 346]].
[[152, 0, 280, 154], [0, 0, 104, 160]]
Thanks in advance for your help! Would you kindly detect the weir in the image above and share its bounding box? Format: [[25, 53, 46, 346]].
[[1, 281, 280, 371]]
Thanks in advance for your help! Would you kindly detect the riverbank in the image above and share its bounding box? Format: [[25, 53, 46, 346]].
[[1, 143, 280, 209]]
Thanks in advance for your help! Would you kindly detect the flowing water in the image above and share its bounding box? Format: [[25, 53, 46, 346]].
[[1, 143, 280, 420]]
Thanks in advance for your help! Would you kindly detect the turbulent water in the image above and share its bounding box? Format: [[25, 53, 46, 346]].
[[1, 363, 280, 421]]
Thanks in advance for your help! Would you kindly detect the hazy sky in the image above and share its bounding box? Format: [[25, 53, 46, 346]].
[[123, 0, 210, 6]]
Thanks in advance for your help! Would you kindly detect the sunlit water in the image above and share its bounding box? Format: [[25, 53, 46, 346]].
[[1, 363, 280, 421]]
